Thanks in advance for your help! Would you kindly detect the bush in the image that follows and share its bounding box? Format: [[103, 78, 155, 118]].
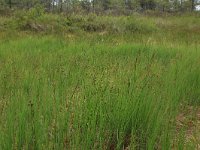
[[4, 12, 158, 34], [125, 17, 157, 33], [82, 22, 106, 32], [13, 5, 45, 31]]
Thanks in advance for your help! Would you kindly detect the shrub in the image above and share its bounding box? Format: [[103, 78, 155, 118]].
[[125, 17, 157, 33], [13, 5, 45, 31], [82, 22, 106, 32]]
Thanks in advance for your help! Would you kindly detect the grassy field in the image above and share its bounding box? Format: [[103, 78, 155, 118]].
[[0, 13, 200, 149]]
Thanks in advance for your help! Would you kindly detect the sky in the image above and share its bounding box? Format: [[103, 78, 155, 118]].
[[196, 5, 200, 11]]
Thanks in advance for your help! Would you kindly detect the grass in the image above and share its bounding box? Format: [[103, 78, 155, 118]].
[[0, 14, 200, 149]]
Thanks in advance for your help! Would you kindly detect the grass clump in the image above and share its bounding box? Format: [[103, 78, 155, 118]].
[[0, 35, 199, 149], [0, 13, 200, 149]]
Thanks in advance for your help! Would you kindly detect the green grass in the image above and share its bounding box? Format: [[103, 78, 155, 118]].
[[0, 14, 200, 149]]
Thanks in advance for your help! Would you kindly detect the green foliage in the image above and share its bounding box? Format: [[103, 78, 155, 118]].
[[0, 35, 199, 149], [2, 12, 200, 40], [0, 0, 199, 13], [0, 14, 200, 149], [12, 5, 44, 30], [125, 16, 157, 33]]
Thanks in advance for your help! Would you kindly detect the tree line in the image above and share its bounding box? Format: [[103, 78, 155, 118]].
[[0, 0, 199, 13]]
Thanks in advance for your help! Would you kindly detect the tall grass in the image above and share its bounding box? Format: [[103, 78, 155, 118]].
[[0, 33, 199, 149]]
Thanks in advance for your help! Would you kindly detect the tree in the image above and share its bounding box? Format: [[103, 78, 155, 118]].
[[191, 0, 195, 11], [157, 0, 171, 12], [9, 0, 11, 8], [125, 0, 134, 10], [138, 0, 156, 10], [81, 0, 91, 12], [102, 0, 111, 10]]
